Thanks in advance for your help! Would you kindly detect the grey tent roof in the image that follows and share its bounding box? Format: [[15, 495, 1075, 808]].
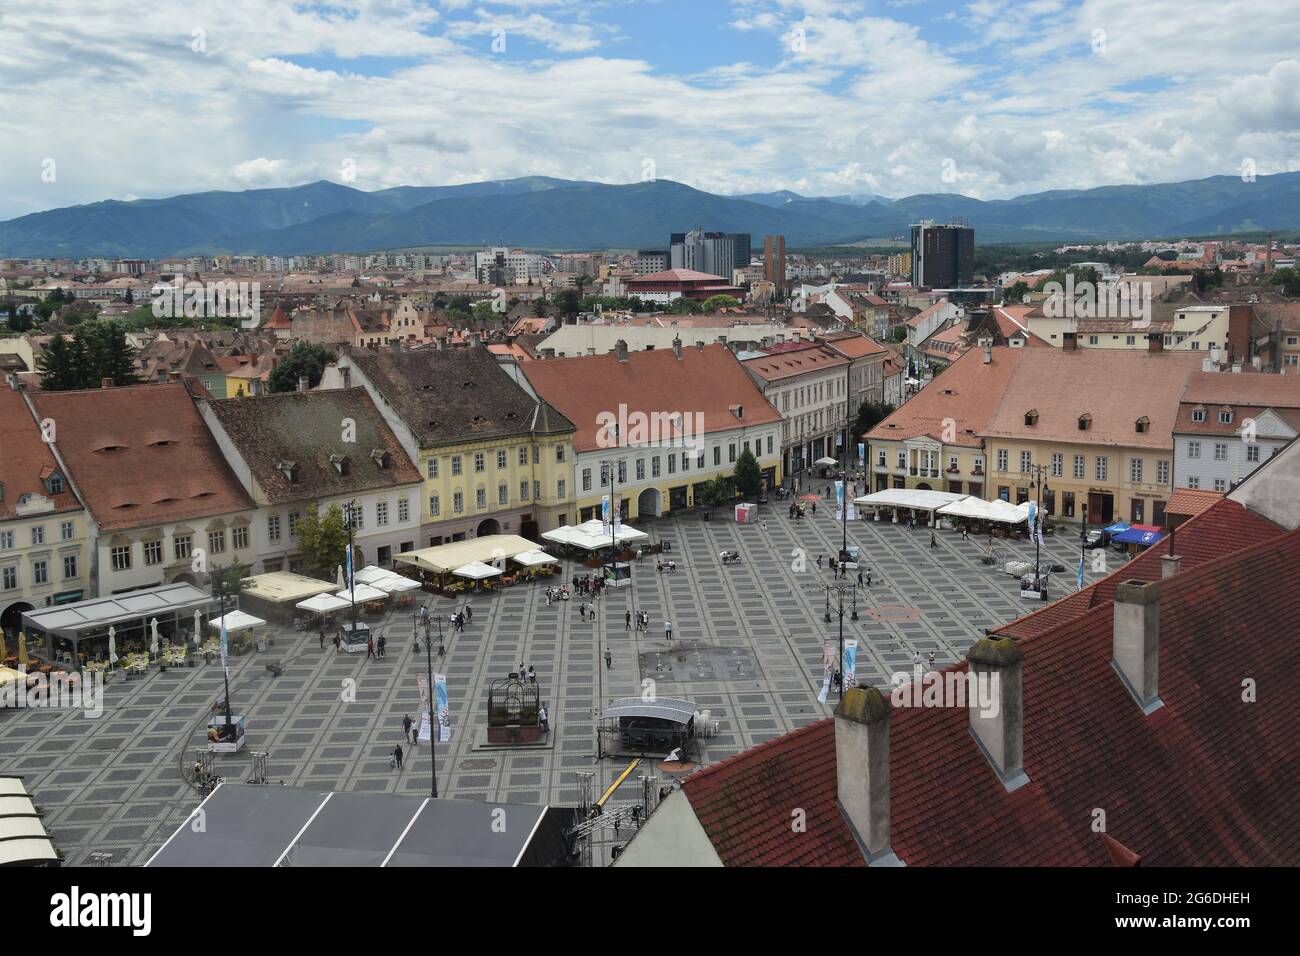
[[603, 697, 697, 725], [146, 783, 559, 867]]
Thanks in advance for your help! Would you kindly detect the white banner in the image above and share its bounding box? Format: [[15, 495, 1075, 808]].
[[435, 673, 451, 742]]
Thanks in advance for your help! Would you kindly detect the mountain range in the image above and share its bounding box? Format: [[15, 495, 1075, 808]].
[[3, 171, 1299, 259]]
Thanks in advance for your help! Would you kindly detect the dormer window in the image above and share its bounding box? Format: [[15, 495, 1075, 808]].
[[330, 454, 351, 476], [1078, 413, 1091, 432], [370, 449, 391, 470], [1217, 408, 1233, 424], [1191, 406, 1206, 423], [46, 473, 64, 494], [276, 460, 300, 482], [1024, 409, 1039, 427], [1135, 416, 1149, 434]]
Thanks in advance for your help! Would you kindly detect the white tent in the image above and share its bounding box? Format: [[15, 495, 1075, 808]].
[[208, 610, 267, 633], [511, 549, 558, 567], [296, 593, 351, 614], [334, 584, 389, 603], [541, 520, 648, 552], [814, 456, 838, 467], [936, 497, 1027, 524], [453, 561, 503, 580], [853, 488, 968, 512], [368, 573, 421, 593], [353, 565, 396, 585]]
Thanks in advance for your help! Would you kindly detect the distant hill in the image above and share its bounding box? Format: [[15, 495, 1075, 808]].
[[3, 171, 1299, 258]]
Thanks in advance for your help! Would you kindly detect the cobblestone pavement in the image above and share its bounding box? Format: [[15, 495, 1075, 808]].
[[0, 502, 1111, 866]]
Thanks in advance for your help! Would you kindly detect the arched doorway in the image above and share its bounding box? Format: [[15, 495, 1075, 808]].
[[916, 482, 932, 491], [476, 518, 500, 537], [1, 601, 34, 638], [637, 487, 661, 518], [170, 571, 198, 586]]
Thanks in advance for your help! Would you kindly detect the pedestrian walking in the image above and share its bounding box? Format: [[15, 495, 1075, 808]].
[[393, 744, 404, 770], [665, 620, 673, 641], [464, 606, 472, 624], [817, 554, 824, 569], [866, 568, 873, 586], [761, 519, 768, 531], [604, 648, 612, 669], [528, 665, 536, 685], [366, 637, 374, 659], [318, 626, 326, 649], [930, 531, 937, 549], [333, 633, 341, 653], [377, 634, 386, 658], [625, 610, 632, 630], [580, 603, 586, 621], [811, 500, 817, 515], [402, 714, 412, 741], [962, 526, 970, 541], [538, 702, 549, 734], [928, 650, 936, 670], [857, 569, 864, 586]]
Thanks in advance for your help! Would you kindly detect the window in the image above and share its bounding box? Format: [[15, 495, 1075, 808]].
[[557, 479, 566, 498], [1187, 476, 1200, 489], [498, 484, 508, 505], [1019, 451, 1031, 473], [636, 459, 646, 480], [1188, 441, 1201, 459], [268, 514, 281, 542], [996, 449, 1008, 472], [111, 546, 131, 571], [1095, 456, 1108, 481], [453, 491, 463, 514], [208, 530, 226, 554], [533, 447, 540, 464], [451, 456, 462, 476], [974, 456, 984, 472], [519, 447, 528, 466], [32, 560, 47, 585], [652, 457, 661, 477], [682, 453, 689, 472], [618, 461, 627, 483], [1088, 335, 1098, 345], [1157, 460, 1169, 484], [474, 452, 485, 473], [1247, 444, 1260, 463], [729, 444, 737, 463], [877, 450, 886, 467], [31, 525, 44, 546], [235, 525, 250, 549], [376, 501, 389, 526], [428, 458, 439, 479], [1051, 453, 1063, 477], [1218, 409, 1233, 424], [949, 455, 959, 471], [476, 488, 487, 509], [767, 436, 774, 455], [556, 446, 566, 463], [897, 451, 907, 469], [1, 531, 15, 551], [713, 447, 721, 467], [430, 494, 440, 516], [63, 554, 78, 579], [347, 505, 364, 530], [667, 455, 676, 474], [1214, 478, 1227, 492], [398, 498, 410, 523], [1074, 455, 1085, 479], [2, 567, 15, 590], [697, 450, 705, 469], [1126, 335, 1135, 346], [1191, 408, 1206, 423], [61, 521, 75, 541], [520, 481, 529, 501], [1130, 458, 1143, 482], [600, 466, 609, 487], [581, 468, 592, 491], [174, 535, 192, 560], [1214, 443, 1227, 461], [533, 480, 540, 500], [144, 540, 163, 565], [497, 449, 507, 469]]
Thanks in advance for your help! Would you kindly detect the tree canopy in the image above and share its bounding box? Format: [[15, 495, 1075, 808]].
[[267, 340, 336, 393], [734, 447, 763, 499], [295, 504, 352, 579], [38, 320, 139, 391]]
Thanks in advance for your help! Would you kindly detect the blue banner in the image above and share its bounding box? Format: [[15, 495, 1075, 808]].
[[843, 639, 858, 687], [219, 618, 229, 679], [435, 673, 451, 742]]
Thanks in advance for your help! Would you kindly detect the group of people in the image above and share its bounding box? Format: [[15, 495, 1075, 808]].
[[572, 572, 608, 597], [656, 559, 677, 573], [816, 554, 872, 586], [789, 500, 814, 520], [450, 605, 471, 632], [544, 585, 570, 605], [365, 633, 387, 658], [627, 609, 651, 632], [516, 662, 537, 684]]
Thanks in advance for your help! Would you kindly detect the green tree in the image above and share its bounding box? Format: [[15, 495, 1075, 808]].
[[532, 297, 549, 318], [887, 324, 907, 343], [472, 300, 498, 322], [1002, 281, 1030, 304], [4, 303, 32, 332], [267, 340, 336, 393], [853, 400, 895, 443], [669, 297, 703, 315], [36, 335, 81, 390], [295, 505, 352, 579], [695, 475, 732, 507], [554, 289, 581, 320], [734, 447, 763, 500], [701, 294, 740, 312], [78, 320, 139, 386], [212, 559, 251, 598]]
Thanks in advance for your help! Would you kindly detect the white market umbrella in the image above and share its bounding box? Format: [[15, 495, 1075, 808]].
[[814, 456, 838, 467], [453, 561, 503, 580], [369, 574, 421, 594], [108, 626, 118, 665], [208, 610, 267, 634], [511, 549, 557, 567], [334, 583, 389, 603], [296, 592, 351, 614], [353, 565, 395, 585]]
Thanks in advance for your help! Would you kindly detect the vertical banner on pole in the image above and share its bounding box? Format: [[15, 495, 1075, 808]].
[[345, 540, 354, 593], [219, 619, 229, 679], [857, 443, 865, 469], [601, 494, 611, 535], [435, 673, 451, 742], [416, 674, 431, 744], [843, 638, 859, 688]]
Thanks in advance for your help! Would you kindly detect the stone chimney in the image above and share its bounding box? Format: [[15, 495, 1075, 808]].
[[966, 637, 1029, 791], [435, 335, 447, 351], [614, 339, 629, 363], [833, 687, 901, 865], [1147, 332, 1163, 353], [101, 377, 114, 389], [469, 332, 481, 348], [1160, 554, 1181, 579], [672, 336, 683, 359], [695, 341, 705, 351], [979, 337, 992, 364], [1062, 331, 1078, 351], [1112, 580, 1163, 714]]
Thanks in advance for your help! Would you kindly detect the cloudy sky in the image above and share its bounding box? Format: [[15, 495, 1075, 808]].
[[1, 0, 1298, 219]]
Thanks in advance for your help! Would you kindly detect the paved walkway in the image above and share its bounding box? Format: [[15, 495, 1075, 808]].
[[0, 502, 1107, 865]]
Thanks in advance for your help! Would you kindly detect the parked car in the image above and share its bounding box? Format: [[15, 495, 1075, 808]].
[[1083, 529, 1105, 549]]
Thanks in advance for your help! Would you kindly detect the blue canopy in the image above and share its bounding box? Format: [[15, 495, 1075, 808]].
[[1112, 528, 1164, 546], [1103, 522, 1131, 534]]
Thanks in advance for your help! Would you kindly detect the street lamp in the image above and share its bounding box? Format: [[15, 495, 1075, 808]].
[[212, 563, 234, 744], [1028, 464, 1050, 600], [418, 614, 442, 798], [823, 582, 862, 701]]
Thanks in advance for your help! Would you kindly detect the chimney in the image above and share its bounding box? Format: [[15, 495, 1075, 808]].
[[1160, 554, 1181, 579], [833, 687, 901, 865], [435, 335, 447, 351], [389, 337, 401, 353], [695, 341, 704, 351], [1147, 332, 1163, 353], [1062, 331, 1078, 351], [979, 337, 992, 364], [542, 348, 555, 359], [297, 375, 308, 393], [1112, 580, 1163, 714], [672, 336, 682, 359], [966, 637, 1029, 791], [101, 377, 114, 389], [614, 339, 628, 363]]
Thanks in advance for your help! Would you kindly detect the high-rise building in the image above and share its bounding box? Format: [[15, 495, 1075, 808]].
[[729, 233, 752, 270], [910, 222, 975, 288], [669, 230, 735, 279], [635, 250, 669, 275], [763, 234, 786, 290]]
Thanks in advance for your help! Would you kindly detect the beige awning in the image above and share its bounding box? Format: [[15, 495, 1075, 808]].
[[239, 571, 338, 604], [394, 534, 540, 574]]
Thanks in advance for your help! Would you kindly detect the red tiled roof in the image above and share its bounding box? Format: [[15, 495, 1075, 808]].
[[0, 387, 82, 521], [1166, 487, 1225, 519], [740, 343, 848, 383], [679, 516, 1300, 866], [31, 382, 253, 531]]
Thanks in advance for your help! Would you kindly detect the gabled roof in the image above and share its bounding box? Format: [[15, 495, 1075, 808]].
[[0, 386, 82, 521], [31, 382, 253, 531], [739, 343, 848, 383]]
